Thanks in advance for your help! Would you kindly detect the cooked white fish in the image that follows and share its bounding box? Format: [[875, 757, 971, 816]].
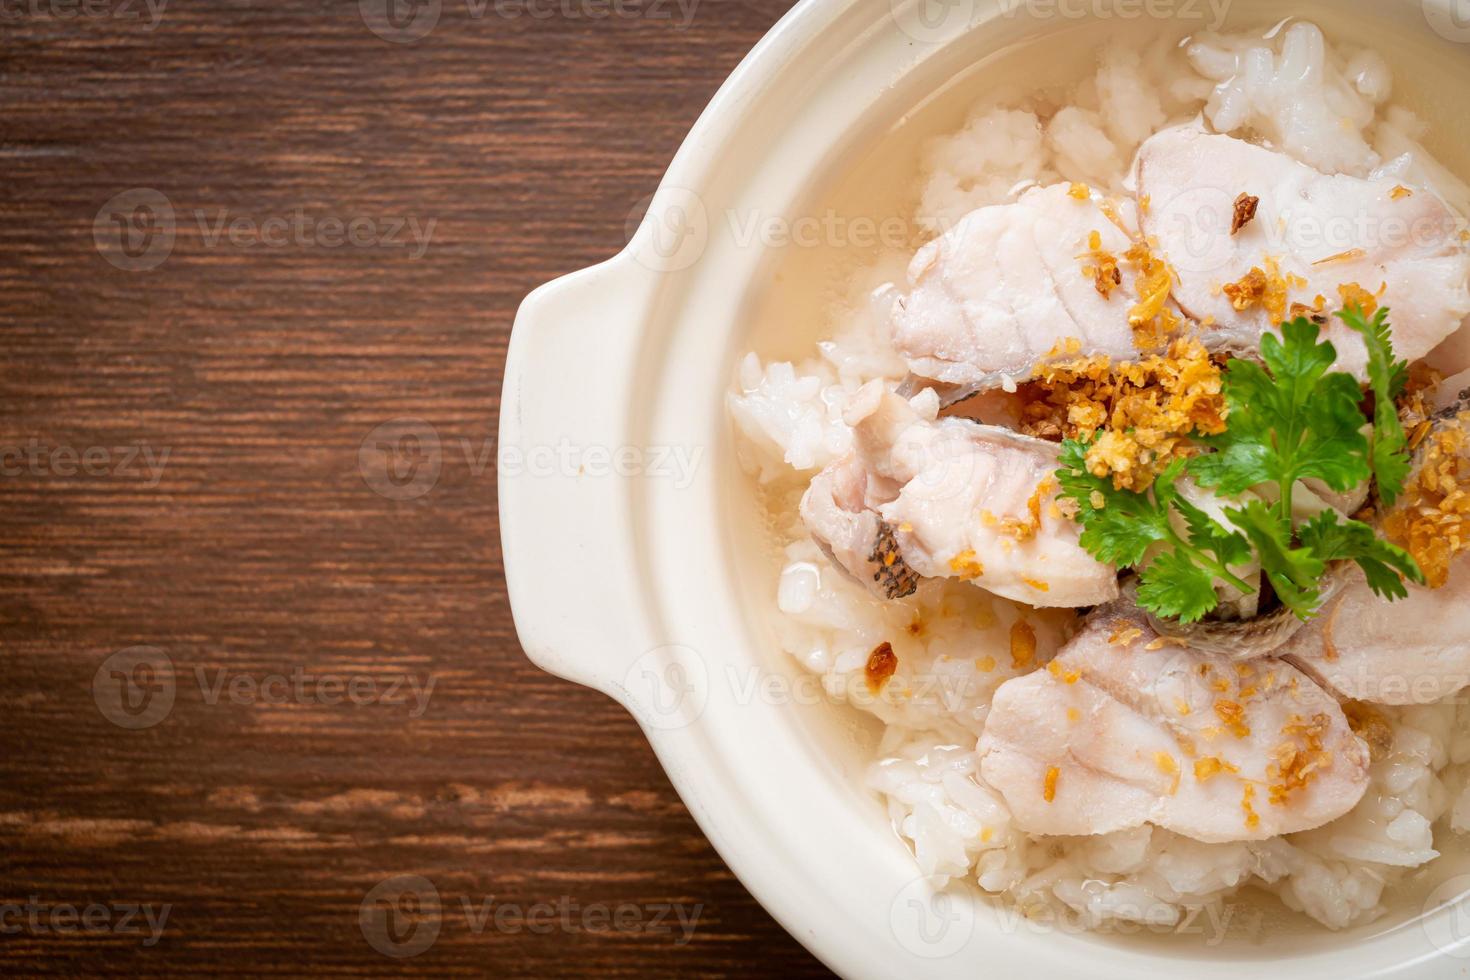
[[1281, 566, 1470, 705], [799, 454, 917, 600], [978, 608, 1371, 843], [846, 382, 1119, 608], [890, 183, 1144, 392], [1138, 126, 1470, 379]]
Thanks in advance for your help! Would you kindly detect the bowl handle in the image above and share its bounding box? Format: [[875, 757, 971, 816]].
[[499, 258, 658, 695]]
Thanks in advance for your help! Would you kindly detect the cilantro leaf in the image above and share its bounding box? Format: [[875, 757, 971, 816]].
[[1261, 316, 1339, 393], [1340, 304, 1412, 505], [1174, 495, 1255, 571], [1296, 372, 1378, 490], [1056, 442, 1255, 622], [1224, 499, 1325, 618], [1056, 439, 1173, 565], [1135, 548, 1221, 623], [1190, 318, 1371, 510], [1298, 510, 1424, 600], [1056, 307, 1425, 625], [1186, 357, 1281, 495], [1154, 460, 1254, 572]]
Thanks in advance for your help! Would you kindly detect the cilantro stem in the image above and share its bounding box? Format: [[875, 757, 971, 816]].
[[1163, 521, 1255, 595], [1269, 427, 1299, 528]]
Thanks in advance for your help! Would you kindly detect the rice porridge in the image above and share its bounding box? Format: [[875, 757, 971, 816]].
[[727, 10, 1470, 942]]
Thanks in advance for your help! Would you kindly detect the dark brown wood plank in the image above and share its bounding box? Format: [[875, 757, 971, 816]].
[[0, 1, 834, 974]]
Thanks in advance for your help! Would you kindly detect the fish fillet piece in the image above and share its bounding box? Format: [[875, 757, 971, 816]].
[[1282, 409, 1470, 704], [799, 454, 916, 599], [978, 609, 1370, 843], [848, 382, 1118, 608], [890, 183, 1145, 390], [1137, 126, 1470, 379], [1281, 567, 1470, 705]]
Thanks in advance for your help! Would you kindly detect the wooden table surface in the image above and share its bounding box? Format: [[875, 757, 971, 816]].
[[0, 0, 834, 974]]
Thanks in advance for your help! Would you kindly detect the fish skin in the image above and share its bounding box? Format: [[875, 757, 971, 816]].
[[800, 453, 914, 600]]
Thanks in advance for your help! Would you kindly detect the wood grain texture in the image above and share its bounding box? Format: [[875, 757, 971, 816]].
[[0, 0, 834, 975]]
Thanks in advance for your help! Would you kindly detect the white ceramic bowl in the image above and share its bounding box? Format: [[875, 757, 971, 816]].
[[501, 1, 1470, 974]]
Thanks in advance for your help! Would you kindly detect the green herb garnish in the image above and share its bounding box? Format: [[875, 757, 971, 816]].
[[1187, 317, 1372, 514], [1341, 304, 1412, 506], [1058, 312, 1424, 622], [1057, 446, 1252, 623]]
